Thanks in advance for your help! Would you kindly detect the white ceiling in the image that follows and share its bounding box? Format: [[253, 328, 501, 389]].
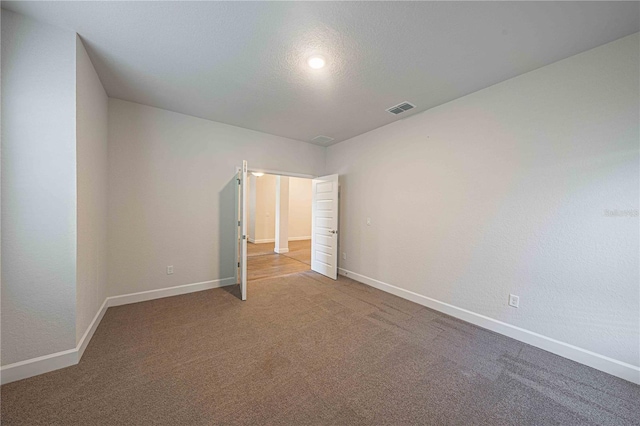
[[3, 1, 638, 146]]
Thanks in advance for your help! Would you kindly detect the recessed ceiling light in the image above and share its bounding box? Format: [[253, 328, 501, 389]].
[[308, 56, 326, 69], [251, 172, 264, 177]]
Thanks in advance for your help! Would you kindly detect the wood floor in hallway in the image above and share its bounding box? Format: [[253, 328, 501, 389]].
[[247, 240, 311, 281]]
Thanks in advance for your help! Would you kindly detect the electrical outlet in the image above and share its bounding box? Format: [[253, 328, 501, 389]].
[[167, 265, 174, 275], [508, 294, 519, 308], [366, 217, 371, 226], [342, 252, 347, 260]]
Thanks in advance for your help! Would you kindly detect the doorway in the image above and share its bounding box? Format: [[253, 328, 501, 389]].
[[246, 172, 313, 281]]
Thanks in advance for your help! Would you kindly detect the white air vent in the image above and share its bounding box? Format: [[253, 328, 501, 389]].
[[312, 135, 335, 145], [386, 102, 415, 115]]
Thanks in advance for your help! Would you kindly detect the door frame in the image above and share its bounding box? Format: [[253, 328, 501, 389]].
[[236, 166, 338, 282], [240, 167, 316, 248], [247, 168, 317, 254], [247, 168, 315, 180], [234, 162, 248, 300]]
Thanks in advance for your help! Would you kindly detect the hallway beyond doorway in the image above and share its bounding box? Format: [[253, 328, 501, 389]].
[[247, 240, 311, 281]]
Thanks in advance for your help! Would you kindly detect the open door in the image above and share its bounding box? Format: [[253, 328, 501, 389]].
[[311, 174, 339, 280], [235, 160, 248, 300]]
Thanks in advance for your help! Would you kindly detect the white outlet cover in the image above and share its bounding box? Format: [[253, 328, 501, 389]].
[[509, 294, 519, 308], [167, 265, 174, 275], [342, 253, 347, 260]]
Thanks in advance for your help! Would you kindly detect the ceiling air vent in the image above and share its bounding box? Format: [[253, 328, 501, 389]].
[[386, 102, 415, 115], [312, 135, 335, 145]]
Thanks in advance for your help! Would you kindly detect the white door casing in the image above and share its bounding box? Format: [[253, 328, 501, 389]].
[[311, 174, 339, 280], [241, 161, 248, 300], [235, 161, 248, 300]]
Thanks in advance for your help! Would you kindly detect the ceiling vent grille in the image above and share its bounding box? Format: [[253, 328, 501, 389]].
[[386, 102, 415, 115], [312, 135, 335, 145]]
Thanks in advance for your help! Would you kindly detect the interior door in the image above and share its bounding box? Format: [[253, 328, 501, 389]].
[[235, 161, 248, 300], [311, 174, 339, 280]]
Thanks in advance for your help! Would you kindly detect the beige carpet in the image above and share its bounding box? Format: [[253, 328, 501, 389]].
[[2, 271, 638, 425]]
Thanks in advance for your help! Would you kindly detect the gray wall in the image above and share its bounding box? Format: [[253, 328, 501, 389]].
[[326, 34, 639, 366], [107, 99, 325, 296], [1, 10, 77, 364], [76, 35, 109, 344]]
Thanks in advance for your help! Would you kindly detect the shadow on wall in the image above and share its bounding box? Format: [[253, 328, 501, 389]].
[[219, 175, 240, 299]]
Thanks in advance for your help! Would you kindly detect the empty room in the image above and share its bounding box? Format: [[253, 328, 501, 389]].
[[1, 1, 638, 425]]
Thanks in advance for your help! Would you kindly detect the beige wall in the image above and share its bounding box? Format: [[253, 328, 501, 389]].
[[250, 174, 277, 243], [326, 34, 639, 367], [248, 175, 311, 243], [288, 177, 312, 239], [248, 174, 257, 242], [107, 99, 325, 296], [76, 35, 109, 344]]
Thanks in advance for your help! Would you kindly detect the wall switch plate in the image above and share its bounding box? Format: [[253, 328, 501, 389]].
[[366, 217, 371, 226], [509, 294, 519, 308], [167, 265, 174, 275], [342, 252, 347, 260]]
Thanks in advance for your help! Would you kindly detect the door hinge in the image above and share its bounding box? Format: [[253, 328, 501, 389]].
[[238, 262, 240, 267], [238, 220, 241, 226], [242, 235, 246, 240]]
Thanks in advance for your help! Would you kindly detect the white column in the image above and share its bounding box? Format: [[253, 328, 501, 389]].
[[274, 176, 290, 254]]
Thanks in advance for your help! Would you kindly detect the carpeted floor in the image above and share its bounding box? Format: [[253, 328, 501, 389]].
[[1, 271, 638, 425]]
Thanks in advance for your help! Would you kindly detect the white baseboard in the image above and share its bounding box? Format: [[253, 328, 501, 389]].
[[0, 348, 78, 386], [288, 236, 311, 241], [338, 268, 640, 385], [107, 277, 236, 307], [248, 238, 272, 244], [1, 277, 235, 385], [248, 237, 310, 244], [274, 248, 289, 254], [77, 298, 109, 360]]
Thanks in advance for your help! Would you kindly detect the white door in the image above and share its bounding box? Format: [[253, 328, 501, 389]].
[[311, 174, 339, 280], [235, 160, 248, 300]]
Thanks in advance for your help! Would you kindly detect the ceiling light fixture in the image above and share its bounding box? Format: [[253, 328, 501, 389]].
[[307, 55, 326, 69], [251, 172, 264, 177]]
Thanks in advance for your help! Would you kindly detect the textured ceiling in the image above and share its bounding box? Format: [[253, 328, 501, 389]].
[[3, 1, 638, 146]]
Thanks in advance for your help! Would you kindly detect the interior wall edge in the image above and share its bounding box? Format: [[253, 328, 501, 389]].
[[106, 277, 235, 307], [0, 277, 236, 385], [338, 268, 640, 385]]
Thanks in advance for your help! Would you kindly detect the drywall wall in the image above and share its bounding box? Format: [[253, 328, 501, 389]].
[[274, 176, 290, 253], [248, 174, 311, 243], [252, 174, 277, 243], [107, 99, 325, 296], [288, 177, 312, 239], [326, 33, 640, 367], [248, 175, 257, 242], [1, 10, 77, 364], [75, 35, 108, 344]]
